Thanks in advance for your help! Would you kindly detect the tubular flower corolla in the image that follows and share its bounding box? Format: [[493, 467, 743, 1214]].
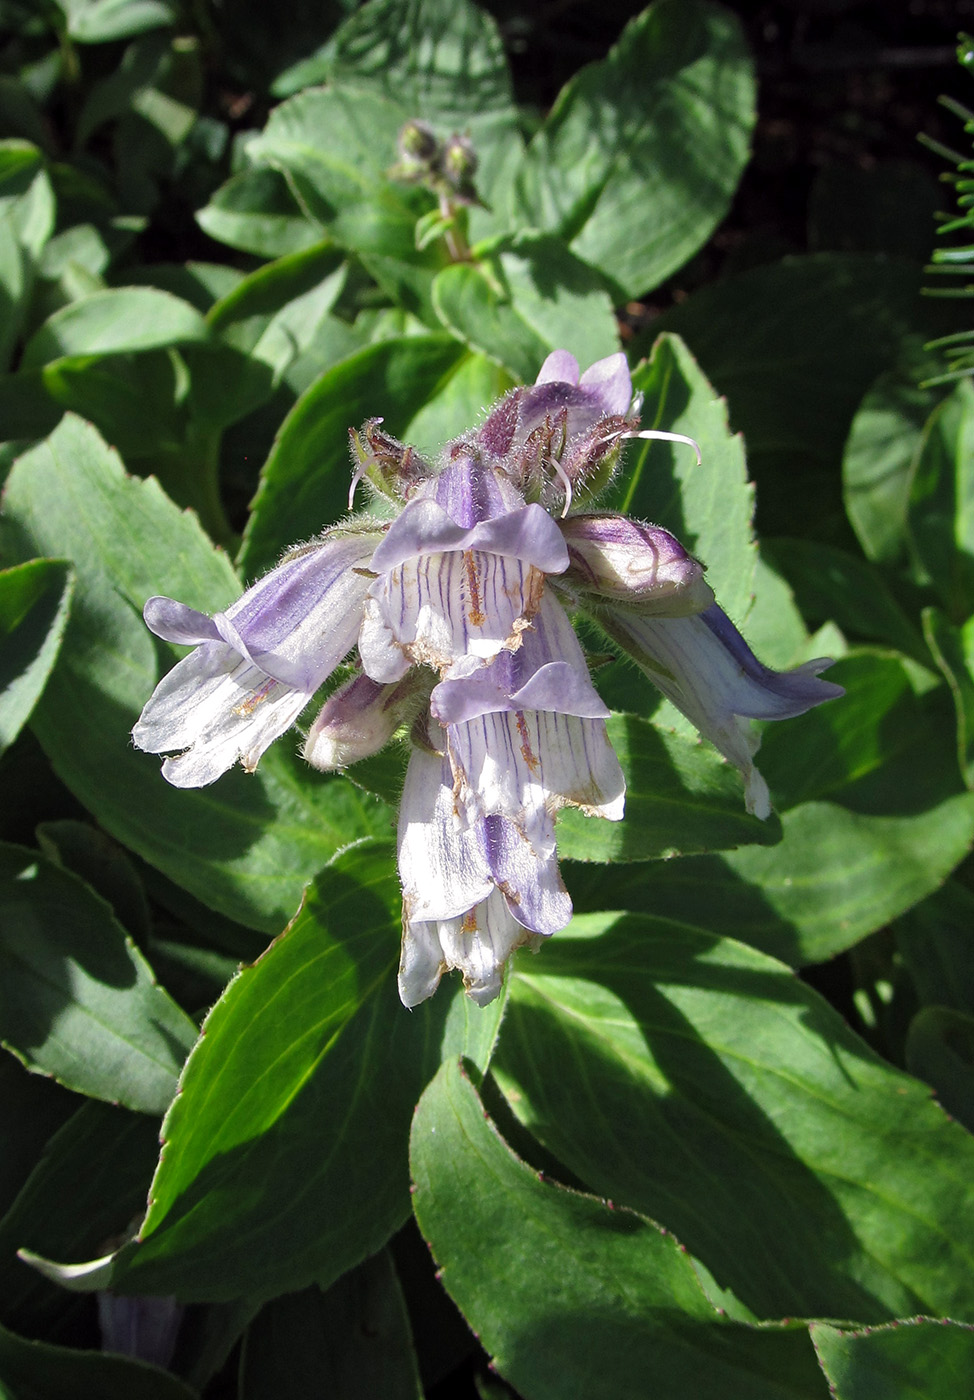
[[134, 350, 843, 1005]]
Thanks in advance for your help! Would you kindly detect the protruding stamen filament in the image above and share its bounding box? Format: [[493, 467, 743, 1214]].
[[550, 456, 574, 518], [348, 463, 367, 510], [602, 428, 703, 466]]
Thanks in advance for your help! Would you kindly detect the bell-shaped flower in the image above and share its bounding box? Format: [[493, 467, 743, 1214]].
[[133, 529, 380, 786], [601, 603, 844, 819]]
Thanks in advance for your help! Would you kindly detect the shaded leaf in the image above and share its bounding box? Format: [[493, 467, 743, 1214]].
[[0, 1318, 196, 1399], [411, 1058, 827, 1400], [104, 844, 499, 1302], [905, 1005, 974, 1134], [811, 1318, 974, 1400], [511, 0, 756, 301], [239, 1252, 422, 1400], [494, 912, 974, 1322], [907, 379, 974, 620], [0, 842, 197, 1112], [21, 287, 209, 370], [432, 234, 619, 382], [0, 559, 72, 756]]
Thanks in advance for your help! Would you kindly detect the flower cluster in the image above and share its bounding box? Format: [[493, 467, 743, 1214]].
[[133, 352, 842, 1006]]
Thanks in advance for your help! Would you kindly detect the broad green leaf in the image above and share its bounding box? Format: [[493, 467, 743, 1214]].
[[247, 84, 443, 315], [0, 1319, 196, 1400], [842, 354, 946, 565], [511, 0, 756, 301], [555, 714, 780, 862], [905, 1005, 974, 1134], [239, 1252, 422, 1400], [313, 0, 522, 223], [923, 607, 974, 786], [21, 287, 209, 370], [494, 912, 974, 1323], [762, 537, 928, 663], [431, 234, 619, 383], [55, 0, 176, 43], [0, 842, 197, 1112], [739, 551, 810, 669], [238, 334, 466, 577], [40, 350, 187, 462], [609, 333, 755, 626], [0, 414, 391, 932], [811, 1318, 974, 1400], [0, 140, 55, 259], [0, 1099, 160, 1332], [0, 559, 72, 755], [196, 166, 322, 257], [907, 379, 974, 619], [648, 255, 921, 539], [411, 1058, 827, 1400], [0, 214, 27, 373], [187, 242, 347, 430], [106, 844, 497, 1302], [569, 651, 974, 965]]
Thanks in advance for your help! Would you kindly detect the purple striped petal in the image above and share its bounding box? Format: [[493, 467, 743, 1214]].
[[398, 888, 539, 1008], [304, 672, 422, 771], [535, 350, 580, 386], [578, 352, 633, 417], [603, 604, 844, 818], [370, 499, 569, 575], [217, 533, 378, 691]]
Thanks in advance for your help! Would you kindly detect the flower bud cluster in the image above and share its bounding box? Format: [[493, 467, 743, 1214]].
[[390, 120, 480, 205]]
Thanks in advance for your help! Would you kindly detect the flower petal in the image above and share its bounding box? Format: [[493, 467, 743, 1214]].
[[535, 350, 580, 386], [216, 533, 378, 691], [143, 597, 221, 646], [602, 604, 844, 818], [133, 642, 309, 788], [369, 498, 569, 575], [397, 744, 493, 924], [398, 888, 538, 1008], [578, 351, 633, 417], [304, 671, 427, 770]]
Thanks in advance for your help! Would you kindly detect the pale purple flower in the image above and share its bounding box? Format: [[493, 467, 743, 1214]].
[[133, 348, 842, 1005]]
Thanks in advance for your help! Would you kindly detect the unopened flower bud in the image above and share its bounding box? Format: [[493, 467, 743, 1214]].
[[399, 119, 439, 163], [438, 134, 479, 203], [304, 672, 428, 770], [561, 514, 714, 615]]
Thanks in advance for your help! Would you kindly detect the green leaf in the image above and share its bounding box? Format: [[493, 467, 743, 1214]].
[[238, 334, 466, 577], [0, 559, 72, 756], [762, 537, 928, 663], [610, 333, 755, 626], [811, 1318, 974, 1400], [511, 0, 756, 301], [0, 1099, 161, 1332], [21, 287, 209, 370], [40, 350, 187, 462], [907, 379, 974, 620], [107, 844, 497, 1302], [239, 1252, 422, 1400], [196, 166, 322, 258], [56, 0, 176, 43], [36, 819, 151, 942], [0, 1318, 197, 1399], [494, 912, 974, 1323], [431, 234, 619, 382], [922, 607, 974, 787], [403, 351, 514, 458], [555, 714, 780, 862], [0, 1057, 73, 1225], [411, 1058, 827, 1400], [647, 255, 921, 539], [842, 353, 946, 565], [0, 842, 197, 1112], [0, 213, 28, 373], [570, 651, 974, 966], [0, 414, 391, 932], [314, 0, 522, 224]]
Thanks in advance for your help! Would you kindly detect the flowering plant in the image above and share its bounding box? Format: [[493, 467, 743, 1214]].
[[0, 0, 973, 1395], [134, 351, 841, 1005]]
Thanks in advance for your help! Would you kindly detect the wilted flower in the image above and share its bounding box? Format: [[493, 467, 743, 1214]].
[[134, 350, 842, 1005]]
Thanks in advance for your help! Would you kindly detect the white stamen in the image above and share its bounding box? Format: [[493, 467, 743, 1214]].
[[602, 428, 703, 466], [550, 457, 574, 518], [348, 463, 367, 511]]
